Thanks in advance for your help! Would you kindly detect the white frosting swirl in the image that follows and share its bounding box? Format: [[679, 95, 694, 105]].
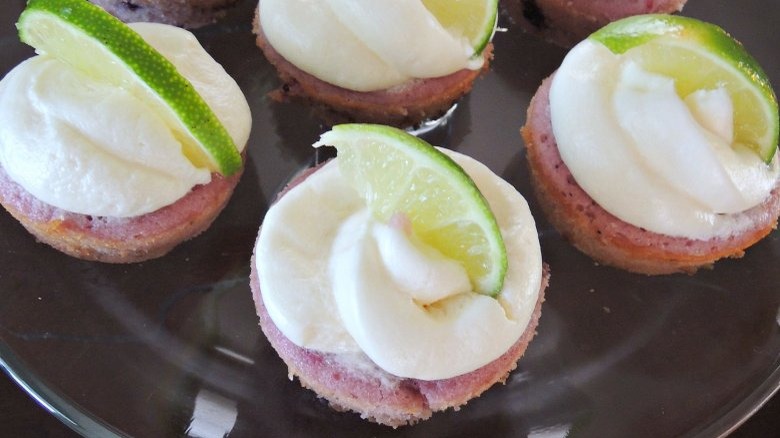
[[550, 40, 780, 239], [0, 23, 251, 218], [259, 0, 484, 92], [256, 149, 543, 380]]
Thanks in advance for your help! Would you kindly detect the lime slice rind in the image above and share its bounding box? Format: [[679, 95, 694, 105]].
[[590, 14, 779, 163], [471, 0, 498, 56], [474, 8, 499, 56], [314, 124, 507, 296], [17, 0, 242, 175]]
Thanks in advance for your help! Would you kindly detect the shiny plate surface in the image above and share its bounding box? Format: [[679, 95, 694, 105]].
[[0, 0, 778, 437]]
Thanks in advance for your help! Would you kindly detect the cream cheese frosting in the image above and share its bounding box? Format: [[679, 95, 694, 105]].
[[549, 39, 780, 240], [258, 0, 484, 92], [256, 149, 543, 380], [0, 22, 251, 218]]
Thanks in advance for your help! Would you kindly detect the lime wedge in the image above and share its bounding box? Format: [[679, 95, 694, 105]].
[[17, 0, 242, 175], [422, 0, 498, 56], [591, 14, 779, 163], [314, 124, 507, 296]]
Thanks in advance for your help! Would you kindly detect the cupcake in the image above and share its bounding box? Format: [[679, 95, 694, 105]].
[[522, 15, 780, 274], [251, 125, 549, 426], [505, 0, 688, 47], [0, 3, 252, 263], [253, 0, 496, 128], [90, 0, 239, 29]]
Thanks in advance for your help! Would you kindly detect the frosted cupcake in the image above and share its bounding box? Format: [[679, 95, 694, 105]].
[[505, 0, 688, 47], [252, 124, 549, 426], [0, 1, 251, 263], [253, 0, 496, 127], [522, 15, 780, 274], [91, 0, 240, 29]]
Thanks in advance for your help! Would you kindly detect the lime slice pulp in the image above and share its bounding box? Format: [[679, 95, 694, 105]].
[[422, 0, 498, 56], [314, 124, 507, 296], [591, 14, 779, 163], [17, 0, 242, 175]]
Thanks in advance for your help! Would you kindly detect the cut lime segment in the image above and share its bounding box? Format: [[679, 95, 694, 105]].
[[17, 0, 242, 175], [422, 0, 498, 56], [591, 14, 779, 163], [314, 124, 507, 296]]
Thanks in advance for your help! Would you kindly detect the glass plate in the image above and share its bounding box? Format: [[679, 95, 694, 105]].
[[1, 0, 779, 437]]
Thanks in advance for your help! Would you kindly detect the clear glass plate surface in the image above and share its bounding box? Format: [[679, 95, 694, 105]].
[[0, 0, 778, 437]]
